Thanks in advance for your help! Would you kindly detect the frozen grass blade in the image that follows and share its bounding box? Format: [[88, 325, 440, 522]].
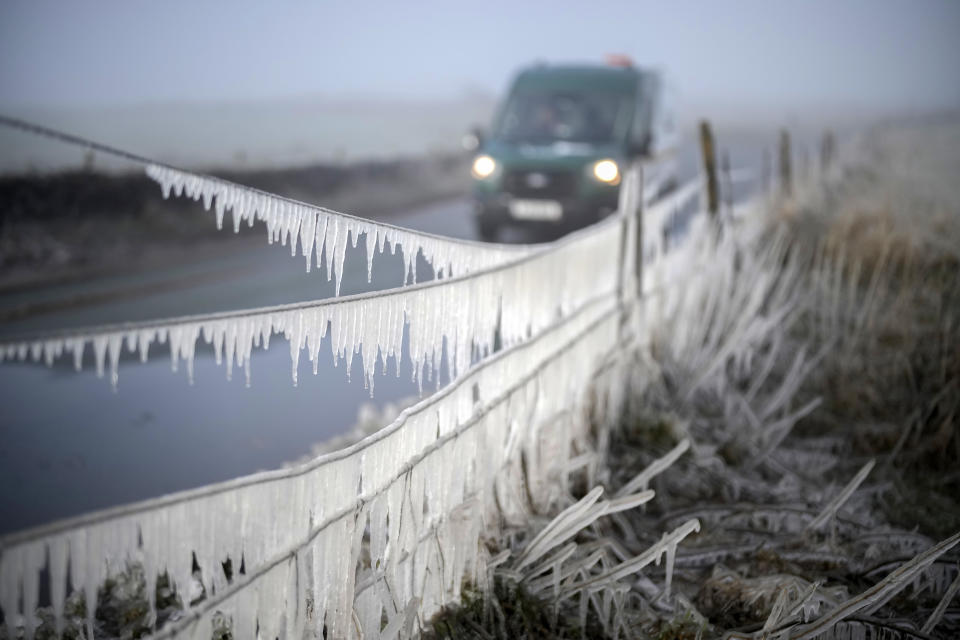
[[513, 488, 654, 572], [523, 543, 577, 581], [805, 459, 875, 532], [750, 397, 823, 468], [788, 530, 960, 639], [615, 439, 690, 497], [921, 565, 960, 635], [760, 586, 790, 636], [604, 490, 656, 514], [514, 487, 604, 570], [559, 519, 701, 598]]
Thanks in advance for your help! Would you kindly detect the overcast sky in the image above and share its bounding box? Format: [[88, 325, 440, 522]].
[[1, 0, 958, 115]]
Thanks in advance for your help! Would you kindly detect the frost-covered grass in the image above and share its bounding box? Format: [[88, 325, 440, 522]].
[[421, 576, 608, 639], [3, 121, 958, 640], [422, 118, 960, 639]]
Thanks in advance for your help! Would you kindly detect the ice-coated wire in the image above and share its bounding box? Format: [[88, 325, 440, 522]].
[[0, 212, 615, 348], [0, 114, 530, 253], [0, 114, 734, 639], [0, 215, 621, 390], [0, 114, 537, 296], [0, 294, 616, 547], [146, 300, 620, 640], [0, 293, 622, 640]]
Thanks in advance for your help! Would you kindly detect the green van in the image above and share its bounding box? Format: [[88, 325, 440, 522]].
[[469, 60, 676, 240]]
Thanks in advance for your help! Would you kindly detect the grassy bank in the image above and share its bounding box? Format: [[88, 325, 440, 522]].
[[422, 120, 960, 639]]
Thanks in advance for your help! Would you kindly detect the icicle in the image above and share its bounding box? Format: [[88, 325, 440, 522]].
[[107, 333, 123, 390], [42, 340, 60, 367], [324, 217, 338, 283], [365, 228, 378, 283], [300, 208, 317, 273], [0, 550, 21, 639], [0, 219, 627, 640], [93, 335, 108, 378], [145, 165, 538, 297], [333, 220, 350, 296]]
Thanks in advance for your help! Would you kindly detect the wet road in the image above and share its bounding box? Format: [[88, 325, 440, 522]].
[[0, 133, 772, 534]]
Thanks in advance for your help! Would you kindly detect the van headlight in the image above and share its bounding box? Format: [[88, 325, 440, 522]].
[[592, 159, 620, 183], [471, 155, 496, 179]]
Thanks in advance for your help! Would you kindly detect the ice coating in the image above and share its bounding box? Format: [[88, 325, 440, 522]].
[[145, 164, 532, 292], [0, 218, 620, 392], [0, 293, 622, 640], [0, 161, 714, 639]]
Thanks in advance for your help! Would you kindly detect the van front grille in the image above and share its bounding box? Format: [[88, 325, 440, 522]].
[[502, 170, 579, 199]]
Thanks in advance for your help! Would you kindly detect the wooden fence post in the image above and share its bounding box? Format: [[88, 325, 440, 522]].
[[614, 160, 645, 327], [699, 120, 719, 217], [762, 148, 771, 197], [633, 163, 644, 302], [721, 149, 733, 218], [615, 162, 636, 311], [820, 129, 836, 176], [778, 129, 792, 197]]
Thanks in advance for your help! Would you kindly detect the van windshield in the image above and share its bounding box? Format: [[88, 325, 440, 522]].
[[494, 89, 631, 145]]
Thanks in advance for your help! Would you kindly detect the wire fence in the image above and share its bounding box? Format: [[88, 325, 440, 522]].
[[0, 116, 712, 640]]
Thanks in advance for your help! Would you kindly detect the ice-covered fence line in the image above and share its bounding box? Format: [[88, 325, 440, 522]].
[[633, 168, 754, 267], [0, 293, 622, 640], [145, 165, 533, 295], [0, 114, 534, 296], [0, 216, 620, 390], [0, 117, 727, 638]]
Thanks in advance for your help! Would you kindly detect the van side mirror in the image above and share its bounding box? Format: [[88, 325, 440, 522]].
[[462, 126, 485, 152]]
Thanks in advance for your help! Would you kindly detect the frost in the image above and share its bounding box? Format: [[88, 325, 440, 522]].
[[145, 164, 532, 292], [614, 438, 690, 497], [805, 459, 875, 531], [922, 568, 960, 635], [788, 531, 960, 639], [558, 519, 701, 598], [0, 160, 676, 639], [0, 218, 620, 392], [0, 288, 623, 640]]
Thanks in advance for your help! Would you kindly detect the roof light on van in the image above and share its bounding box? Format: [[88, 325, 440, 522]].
[[604, 54, 634, 68], [592, 159, 620, 183], [471, 155, 496, 179]]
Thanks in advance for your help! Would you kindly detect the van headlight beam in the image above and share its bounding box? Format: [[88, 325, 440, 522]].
[[592, 159, 620, 184], [471, 155, 496, 179]]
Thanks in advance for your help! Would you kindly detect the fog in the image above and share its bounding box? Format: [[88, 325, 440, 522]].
[[1, 0, 958, 171]]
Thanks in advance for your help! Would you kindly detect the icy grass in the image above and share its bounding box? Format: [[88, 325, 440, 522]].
[[421, 119, 960, 639]]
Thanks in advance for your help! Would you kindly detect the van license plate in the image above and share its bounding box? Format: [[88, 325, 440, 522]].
[[509, 199, 562, 221]]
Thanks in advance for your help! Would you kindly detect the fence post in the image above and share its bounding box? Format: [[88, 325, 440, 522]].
[[761, 148, 771, 198], [820, 129, 836, 177], [614, 164, 633, 311], [633, 163, 644, 302], [615, 161, 643, 326], [721, 149, 733, 218], [778, 129, 792, 197], [699, 120, 719, 217]]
